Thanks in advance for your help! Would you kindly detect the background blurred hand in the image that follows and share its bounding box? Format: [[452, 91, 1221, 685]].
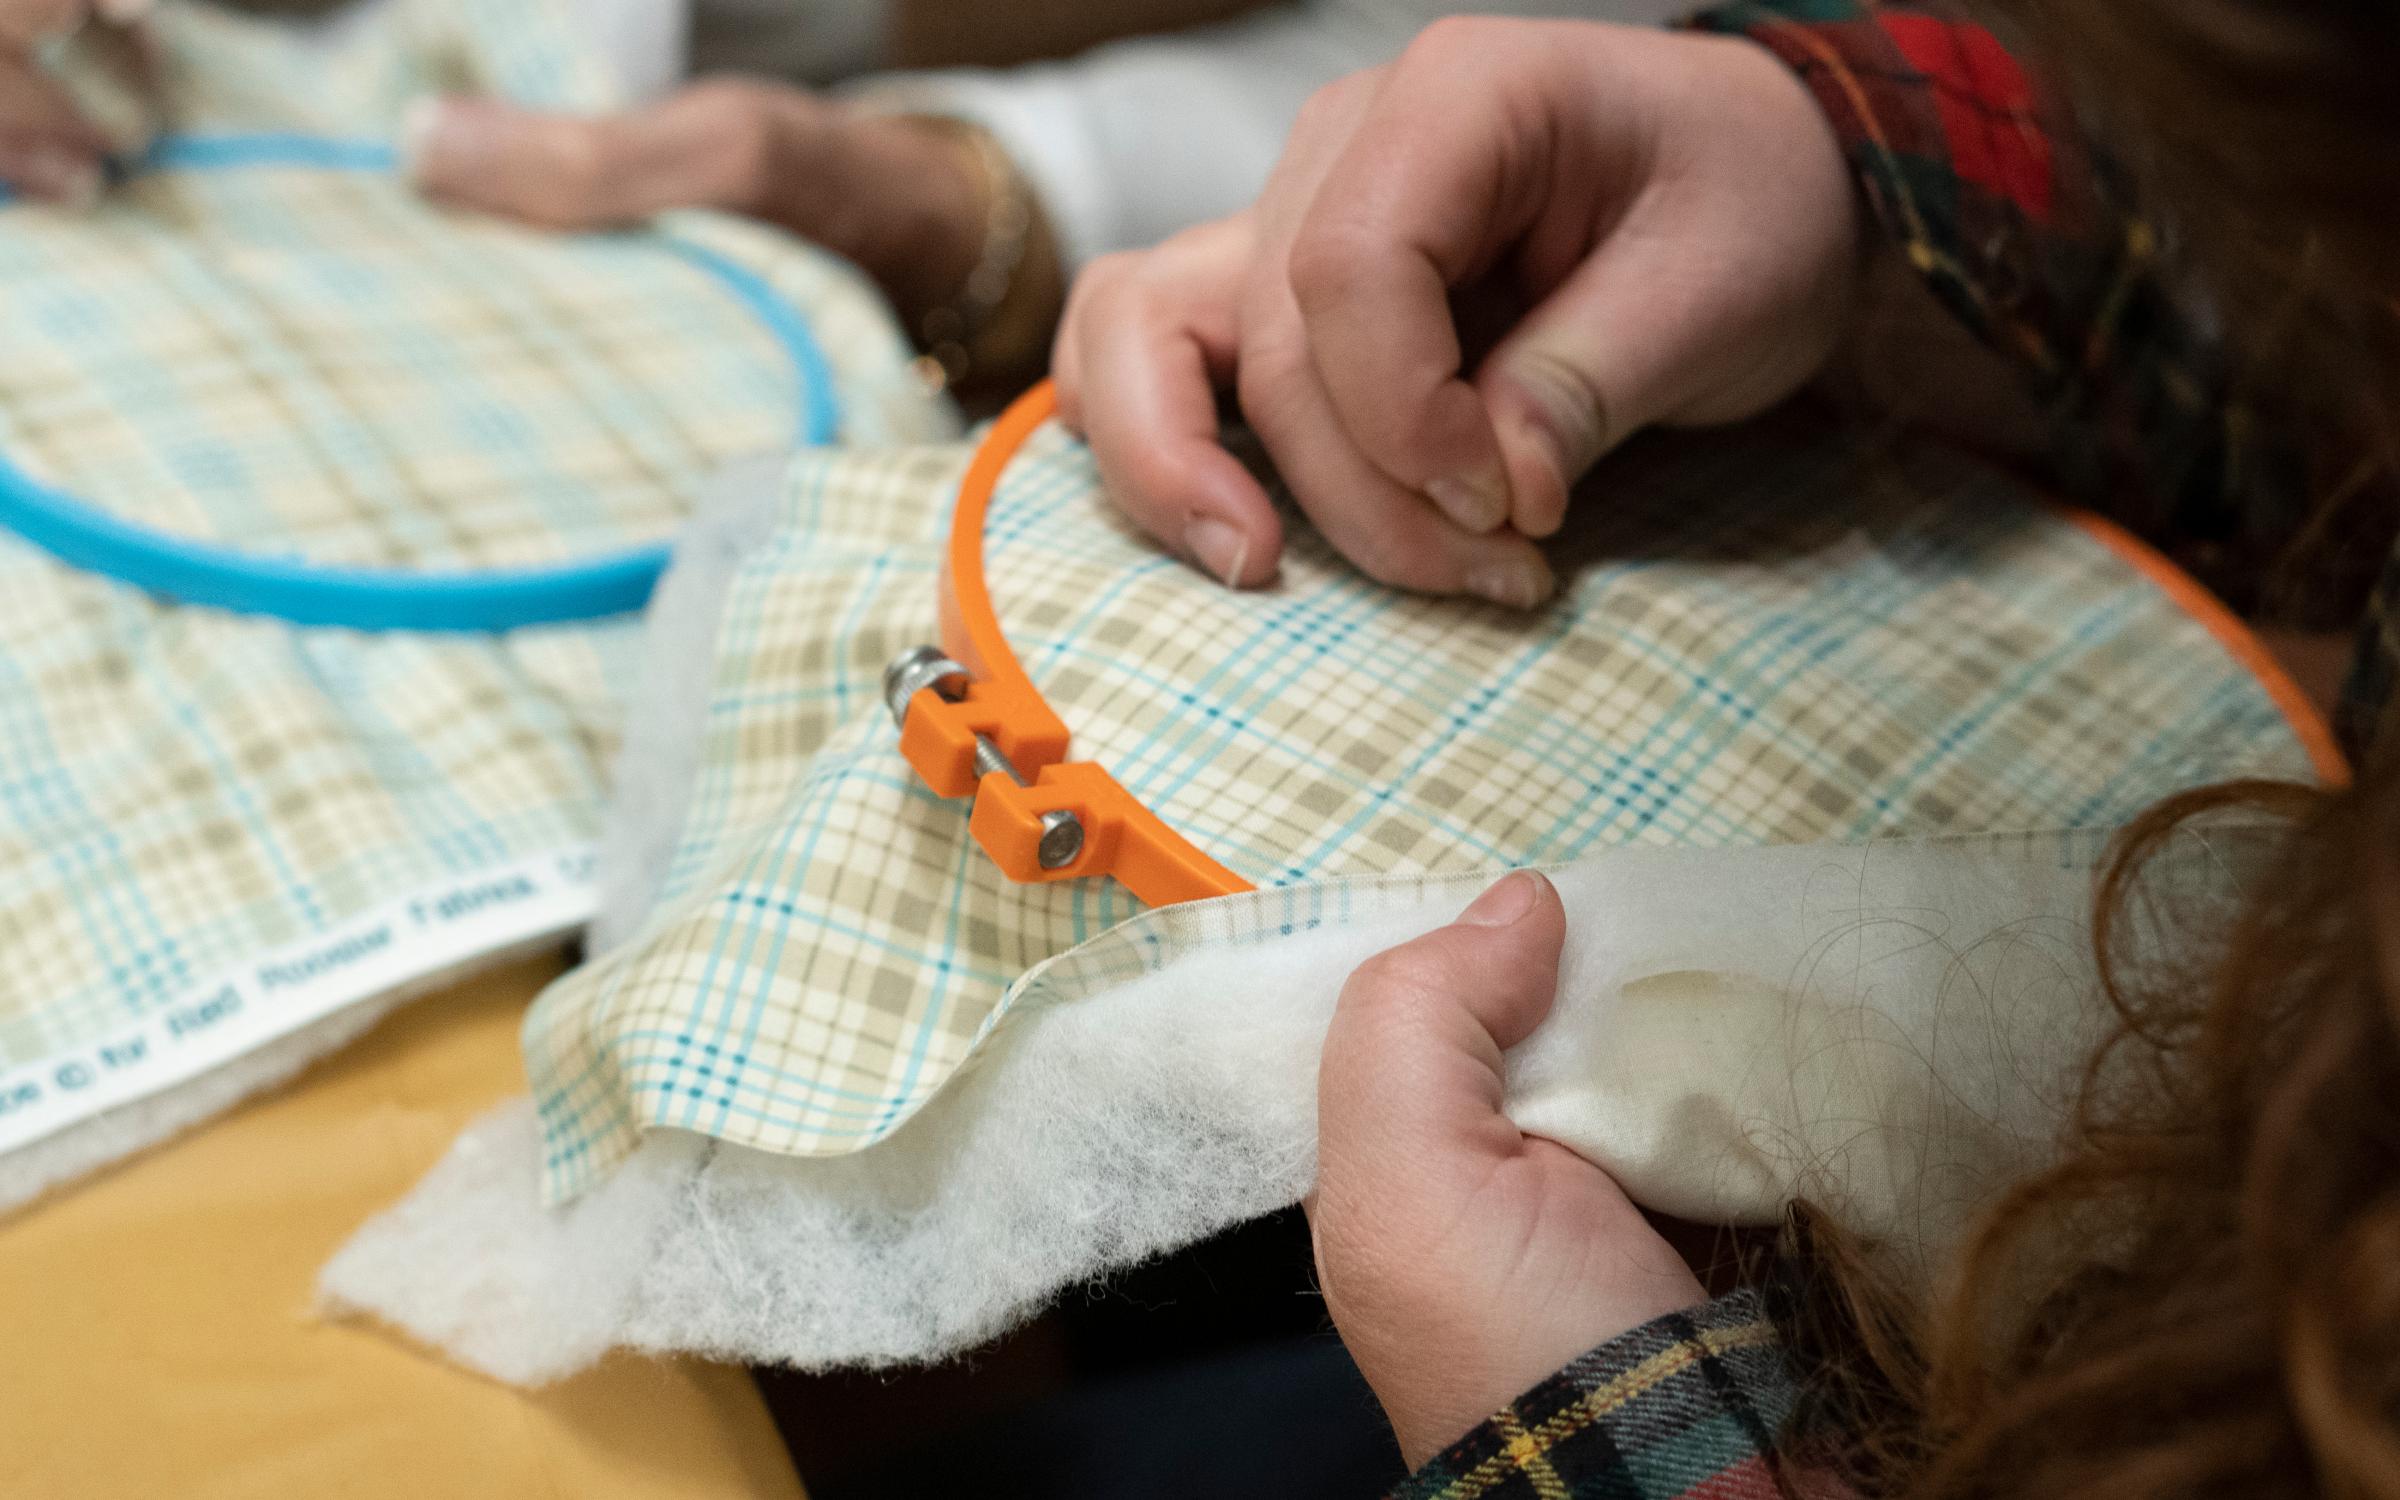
[[1309, 871, 1707, 1467], [1055, 18, 1859, 603], [0, 0, 147, 204], [402, 81, 1002, 340]]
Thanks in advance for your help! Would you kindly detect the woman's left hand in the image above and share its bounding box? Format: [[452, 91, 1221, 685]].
[[401, 83, 1018, 358], [1310, 870, 1707, 1468]]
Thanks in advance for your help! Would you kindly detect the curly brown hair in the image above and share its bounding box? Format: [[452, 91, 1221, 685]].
[[1782, 776, 2400, 1497], [1773, 4, 2400, 1494]]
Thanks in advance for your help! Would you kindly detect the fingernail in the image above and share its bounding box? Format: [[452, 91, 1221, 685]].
[[1464, 557, 1554, 611], [1426, 472, 1509, 533], [1459, 871, 1538, 928], [1184, 516, 1250, 589]]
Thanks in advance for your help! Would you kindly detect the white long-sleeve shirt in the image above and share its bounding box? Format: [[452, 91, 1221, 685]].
[[852, 1, 1695, 267], [586, 0, 1691, 268]]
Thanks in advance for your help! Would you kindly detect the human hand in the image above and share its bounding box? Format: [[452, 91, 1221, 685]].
[[1309, 870, 1706, 1467], [1055, 19, 1859, 603], [401, 82, 1028, 358], [1, 0, 148, 205]]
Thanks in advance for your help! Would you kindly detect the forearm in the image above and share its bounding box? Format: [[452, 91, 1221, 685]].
[[1695, 0, 2396, 630]]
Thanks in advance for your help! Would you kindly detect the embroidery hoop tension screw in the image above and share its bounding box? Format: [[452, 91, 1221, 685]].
[[884, 645, 1085, 870]]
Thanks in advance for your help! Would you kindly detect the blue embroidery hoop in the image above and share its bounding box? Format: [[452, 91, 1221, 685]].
[[0, 132, 839, 632]]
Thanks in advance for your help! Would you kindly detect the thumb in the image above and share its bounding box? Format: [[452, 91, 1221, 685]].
[[1473, 261, 1663, 542], [1316, 870, 1565, 1213], [1314, 871, 1707, 1466]]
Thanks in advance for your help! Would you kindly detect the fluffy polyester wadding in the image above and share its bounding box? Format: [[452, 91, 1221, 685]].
[[320, 826, 2260, 1384]]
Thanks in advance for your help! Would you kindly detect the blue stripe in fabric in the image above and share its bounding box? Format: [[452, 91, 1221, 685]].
[[136, 133, 400, 174], [0, 132, 838, 632]]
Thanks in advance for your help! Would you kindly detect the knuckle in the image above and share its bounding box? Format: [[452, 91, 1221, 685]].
[[682, 76, 762, 113], [532, 123, 613, 218], [1342, 943, 1457, 1014], [1399, 16, 1490, 74], [719, 110, 778, 208], [1291, 76, 1363, 140], [1233, 331, 1311, 417], [1082, 249, 1136, 288], [683, 82, 780, 205], [1060, 253, 1125, 320], [1231, 358, 1285, 426], [1284, 220, 1361, 315]]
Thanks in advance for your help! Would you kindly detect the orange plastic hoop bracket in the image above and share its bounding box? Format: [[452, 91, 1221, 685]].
[[890, 380, 1253, 908]]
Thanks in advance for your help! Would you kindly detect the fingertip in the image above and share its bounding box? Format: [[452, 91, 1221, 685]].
[[1490, 401, 1577, 540], [395, 96, 446, 186], [1456, 869, 1537, 927], [1182, 515, 1250, 589], [397, 96, 507, 198], [1093, 428, 1281, 588], [1171, 441, 1283, 585], [1459, 536, 1555, 612], [1458, 869, 1567, 1048], [0, 143, 104, 210], [1520, 869, 1566, 946], [1457, 868, 1562, 928]]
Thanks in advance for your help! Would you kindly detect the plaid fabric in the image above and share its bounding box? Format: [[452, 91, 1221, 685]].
[[1694, 0, 2400, 761], [1389, 1291, 1809, 1500], [525, 407, 2319, 1199], [0, 0, 947, 1169]]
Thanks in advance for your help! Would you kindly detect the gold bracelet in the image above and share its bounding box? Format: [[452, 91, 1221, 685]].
[[900, 118, 1036, 394]]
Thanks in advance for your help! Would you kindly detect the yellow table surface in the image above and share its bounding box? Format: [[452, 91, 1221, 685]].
[[0, 952, 807, 1500]]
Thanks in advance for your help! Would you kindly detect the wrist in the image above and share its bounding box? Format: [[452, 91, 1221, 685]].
[[862, 115, 1064, 396], [800, 110, 990, 324]]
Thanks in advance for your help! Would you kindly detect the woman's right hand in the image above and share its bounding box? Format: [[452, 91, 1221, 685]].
[[1, 0, 145, 204], [1053, 18, 1862, 603]]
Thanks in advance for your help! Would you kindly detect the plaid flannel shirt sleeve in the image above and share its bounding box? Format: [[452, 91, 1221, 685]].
[[1387, 1289, 1815, 1500], [1692, 0, 2400, 761]]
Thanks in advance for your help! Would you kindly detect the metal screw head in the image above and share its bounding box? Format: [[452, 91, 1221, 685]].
[[883, 645, 967, 729], [1037, 810, 1085, 870]]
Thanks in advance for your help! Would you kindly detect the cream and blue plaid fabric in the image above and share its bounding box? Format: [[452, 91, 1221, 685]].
[[525, 410, 2324, 1201], [0, 0, 947, 1181]]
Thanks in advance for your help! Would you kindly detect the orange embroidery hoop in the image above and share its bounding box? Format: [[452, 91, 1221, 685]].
[[887, 383, 2350, 908], [883, 380, 1253, 907]]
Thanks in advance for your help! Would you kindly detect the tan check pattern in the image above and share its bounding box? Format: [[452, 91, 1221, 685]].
[[0, 2, 944, 1106], [525, 411, 2321, 1199]]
